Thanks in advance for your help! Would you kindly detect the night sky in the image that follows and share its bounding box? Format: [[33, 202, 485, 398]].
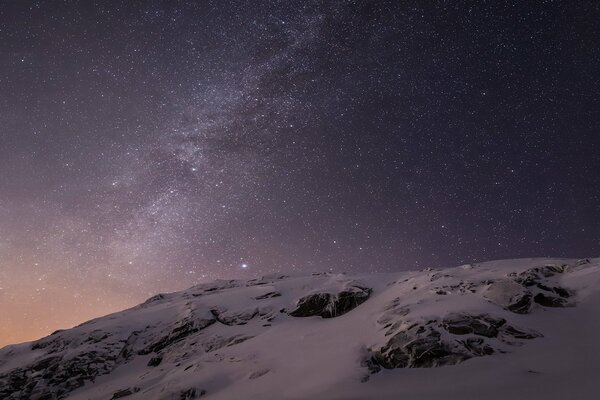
[[1, 1, 599, 347]]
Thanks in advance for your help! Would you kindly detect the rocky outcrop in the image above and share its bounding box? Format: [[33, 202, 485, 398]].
[[289, 286, 371, 318], [367, 313, 541, 373], [210, 306, 275, 325], [484, 279, 533, 314], [0, 350, 120, 400], [534, 293, 570, 307], [201, 334, 254, 352], [442, 313, 506, 337], [178, 388, 207, 399], [139, 317, 216, 355], [434, 263, 577, 316], [370, 324, 470, 370], [111, 387, 140, 399], [513, 264, 567, 287], [254, 291, 282, 300], [503, 264, 576, 309]]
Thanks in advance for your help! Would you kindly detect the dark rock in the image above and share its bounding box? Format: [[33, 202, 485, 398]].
[[147, 356, 163, 367], [483, 280, 533, 314], [180, 388, 206, 399], [536, 283, 573, 299], [534, 293, 569, 307], [201, 334, 254, 352], [111, 387, 140, 399], [211, 306, 273, 325], [332, 288, 372, 317], [501, 325, 542, 340], [289, 286, 371, 318], [460, 338, 494, 356], [371, 325, 470, 369], [507, 293, 533, 314], [552, 286, 572, 298], [226, 335, 253, 347], [429, 273, 452, 282], [514, 265, 567, 287], [289, 293, 332, 317], [31, 356, 62, 372], [442, 314, 506, 338], [140, 317, 215, 354], [248, 369, 270, 380], [537, 283, 554, 292], [377, 300, 410, 331], [0, 346, 126, 400], [368, 313, 542, 374], [254, 291, 282, 300]]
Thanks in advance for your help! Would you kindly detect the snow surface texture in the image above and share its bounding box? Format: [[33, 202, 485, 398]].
[[1, 257, 599, 400]]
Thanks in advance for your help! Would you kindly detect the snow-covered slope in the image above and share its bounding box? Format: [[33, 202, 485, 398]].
[[1, 257, 599, 400]]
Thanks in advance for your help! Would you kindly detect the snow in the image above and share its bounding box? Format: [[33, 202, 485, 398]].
[[1, 257, 599, 399]]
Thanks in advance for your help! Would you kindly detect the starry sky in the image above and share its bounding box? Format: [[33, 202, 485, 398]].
[[1, 1, 599, 347]]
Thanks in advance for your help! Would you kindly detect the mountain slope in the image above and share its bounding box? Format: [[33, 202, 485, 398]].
[[1, 257, 599, 400]]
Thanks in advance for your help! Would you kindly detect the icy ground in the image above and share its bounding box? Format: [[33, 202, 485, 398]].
[[1, 257, 599, 399]]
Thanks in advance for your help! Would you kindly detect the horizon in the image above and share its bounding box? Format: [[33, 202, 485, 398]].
[[1, 255, 594, 348], [1, 1, 599, 352]]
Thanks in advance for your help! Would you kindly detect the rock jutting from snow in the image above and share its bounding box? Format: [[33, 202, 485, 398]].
[[483, 279, 534, 314], [288, 286, 372, 318], [368, 313, 542, 372]]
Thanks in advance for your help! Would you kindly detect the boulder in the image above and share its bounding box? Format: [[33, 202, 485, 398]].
[[289, 286, 371, 318], [147, 356, 162, 367], [483, 279, 533, 314], [534, 293, 570, 307]]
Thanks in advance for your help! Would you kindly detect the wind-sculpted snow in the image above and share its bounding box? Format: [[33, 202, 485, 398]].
[[1, 258, 598, 400]]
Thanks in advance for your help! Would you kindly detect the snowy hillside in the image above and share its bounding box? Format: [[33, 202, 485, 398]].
[[1, 257, 599, 400]]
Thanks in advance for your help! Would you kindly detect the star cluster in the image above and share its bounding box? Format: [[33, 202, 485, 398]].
[[1, 1, 599, 346]]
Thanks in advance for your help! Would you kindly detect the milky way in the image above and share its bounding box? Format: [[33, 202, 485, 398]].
[[1, 1, 599, 346]]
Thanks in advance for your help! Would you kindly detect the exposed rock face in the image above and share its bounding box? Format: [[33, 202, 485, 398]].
[[210, 306, 275, 326], [111, 387, 140, 399], [534, 293, 570, 307], [484, 279, 533, 314], [504, 264, 575, 308], [178, 388, 206, 399], [513, 264, 567, 287], [147, 356, 163, 367], [289, 293, 331, 317], [201, 334, 254, 353], [0, 350, 119, 400], [140, 317, 216, 355], [442, 313, 506, 337], [368, 313, 542, 372], [289, 286, 372, 318], [254, 291, 282, 300], [370, 324, 470, 369]]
